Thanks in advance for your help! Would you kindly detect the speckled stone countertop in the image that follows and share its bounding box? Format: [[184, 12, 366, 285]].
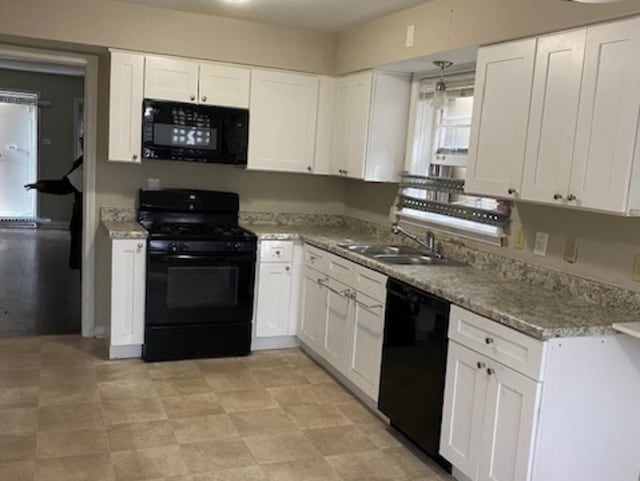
[[101, 207, 148, 240], [245, 224, 638, 340]]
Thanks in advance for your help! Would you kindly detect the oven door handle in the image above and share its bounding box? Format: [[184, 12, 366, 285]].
[[149, 253, 255, 262]]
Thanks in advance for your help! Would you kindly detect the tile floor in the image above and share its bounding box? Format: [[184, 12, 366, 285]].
[[0, 335, 453, 481], [0, 229, 81, 336]]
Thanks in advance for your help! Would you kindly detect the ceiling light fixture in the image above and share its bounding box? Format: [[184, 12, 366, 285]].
[[431, 60, 453, 110]]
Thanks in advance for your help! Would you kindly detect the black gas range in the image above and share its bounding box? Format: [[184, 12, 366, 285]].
[[138, 189, 257, 362]]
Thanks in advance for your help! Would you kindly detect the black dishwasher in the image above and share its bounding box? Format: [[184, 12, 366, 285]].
[[378, 279, 451, 471]]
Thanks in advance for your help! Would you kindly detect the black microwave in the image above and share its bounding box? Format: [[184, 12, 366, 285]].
[[142, 99, 249, 165]]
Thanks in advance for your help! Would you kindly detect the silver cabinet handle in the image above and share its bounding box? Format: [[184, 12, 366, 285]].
[[487, 368, 495, 376], [508, 188, 517, 196], [190, 95, 196, 101], [477, 362, 486, 370], [567, 194, 577, 201], [485, 337, 494, 345], [307, 166, 312, 172], [132, 154, 138, 161], [201, 96, 207, 102], [553, 193, 563, 200], [285, 266, 290, 272], [137, 242, 144, 250]]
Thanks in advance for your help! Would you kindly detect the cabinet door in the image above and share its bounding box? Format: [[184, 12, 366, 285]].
[[478, 361, 541, 481], [331, 73, 372, 179], [465, 39, 537, 199], [570, 17, 640, 213], [255, 263, 292, 338], [110, 239, 146, 346], [145, 56, 199, 103], [248, 69, 319, 173], [299, 267, 328, 350], [440, 342, 488, 480], [346, 292, 384, 401], [522, 30, 586, 205], [108, 51, 144, 163], [198, 63, 250, 108], [322, 278, 351, 373]]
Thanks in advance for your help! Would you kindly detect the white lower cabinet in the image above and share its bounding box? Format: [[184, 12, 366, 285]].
[[299, 266, 328, 350], [253, 241, 301, 350], [255, 262, 293, 337], [442, 306, 640, 481], [298, 245, 387, 402], [107, 238, 146, 359]]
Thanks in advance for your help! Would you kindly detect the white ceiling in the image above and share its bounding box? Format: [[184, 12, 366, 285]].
[[114, 0, 428, 32]]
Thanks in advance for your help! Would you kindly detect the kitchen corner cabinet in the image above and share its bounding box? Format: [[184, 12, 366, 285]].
[[248, 69, 319, 174], [468, 16, 640, 215], [107, 238, 146, 359], [108, 50, 144, 163], [298, 246, 386, 401], [441, 305, 640, 481], [464, 38, 537, 199], [331, 71, 411, 182]]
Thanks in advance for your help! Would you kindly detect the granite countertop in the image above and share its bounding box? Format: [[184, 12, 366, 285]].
[[102, 220, 148, 240], [245, 224, 635, 340]]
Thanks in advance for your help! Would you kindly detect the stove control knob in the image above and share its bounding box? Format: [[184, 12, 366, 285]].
[[234, 242, 241, 251], [168, 242, 178, 253], [180, 243, 189, 251]]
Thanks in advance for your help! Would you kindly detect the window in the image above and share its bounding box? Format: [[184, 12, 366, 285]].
[[395, 70, 510, 246]]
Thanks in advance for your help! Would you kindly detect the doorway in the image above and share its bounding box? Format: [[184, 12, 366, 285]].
[[0, 90, 38, 221], [0, 46, 97, 338]]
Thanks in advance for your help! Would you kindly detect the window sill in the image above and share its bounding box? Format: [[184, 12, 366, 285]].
[[395, 209, 506, 247]]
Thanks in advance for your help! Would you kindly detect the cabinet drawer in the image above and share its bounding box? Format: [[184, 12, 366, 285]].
[[304, 245, 327, 273], [327, 253, 354, 284], [353, 264, 387, 302], [449, 306, 546, 380], [260, 241, 293, 263]]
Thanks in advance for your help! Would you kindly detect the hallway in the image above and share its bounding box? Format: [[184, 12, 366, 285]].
[[0, 228, 81, 336]]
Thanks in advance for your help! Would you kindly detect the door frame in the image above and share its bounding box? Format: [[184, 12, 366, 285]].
[[0, 44, 98, 337]]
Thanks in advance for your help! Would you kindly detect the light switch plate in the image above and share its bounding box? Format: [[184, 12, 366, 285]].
[[533, 232, 549, 257], [564, 238, 578, 264], [632, 255, 640, 282], [406, 25, 415, 47]]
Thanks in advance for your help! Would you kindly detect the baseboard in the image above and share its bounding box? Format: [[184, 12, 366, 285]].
[[93, 326, 107, 338], [109, 344, 142, 360], [251, 336, 300, 351], [451, 467, 471, 481], [299, 340, 388, 422]]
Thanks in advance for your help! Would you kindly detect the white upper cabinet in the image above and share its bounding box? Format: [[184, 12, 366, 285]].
[[522, 30, 586, 205], [331, 71, 411, 182], [248, 69, 319, 174], [465, 38, 537, 199], [108, 50, 144, 163], [570, 17, 640, 213], [198, 63, 250, 108], [145, 56, 199, 103]]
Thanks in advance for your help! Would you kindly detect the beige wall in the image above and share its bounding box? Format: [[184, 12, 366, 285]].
[[344, 179, 640, 292], [336, 0, 640, 73], [0, 0, 335, 74], [0, 68, 83, 222]]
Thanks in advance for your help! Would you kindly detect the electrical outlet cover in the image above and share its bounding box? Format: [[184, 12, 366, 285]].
[[406, 24, 415, 47], [632, 255, 640, 282], [533, 232, 549, 257], [564, 238, 578, 264]]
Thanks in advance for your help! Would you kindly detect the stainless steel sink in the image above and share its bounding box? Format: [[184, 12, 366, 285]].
[[337, 243, 449, 266], [337, 244, 425, 256], [372, 254, 444, 265]]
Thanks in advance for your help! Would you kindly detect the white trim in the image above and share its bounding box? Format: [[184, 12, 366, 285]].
[[109, 344, 142, 359], [251, 336, 300, 351], [0, 45, 98, 338], [396, 210, 505, 247]]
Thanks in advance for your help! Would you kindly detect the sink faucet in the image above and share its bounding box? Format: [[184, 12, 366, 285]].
[[391, 224, 441, 257]]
